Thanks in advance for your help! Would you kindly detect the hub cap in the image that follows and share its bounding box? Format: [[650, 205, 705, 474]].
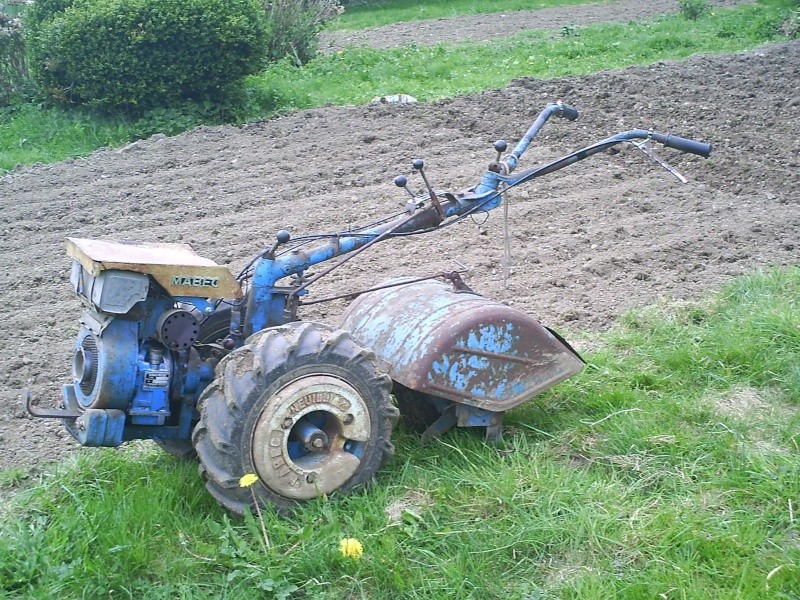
[[251, 375, 371, 500]]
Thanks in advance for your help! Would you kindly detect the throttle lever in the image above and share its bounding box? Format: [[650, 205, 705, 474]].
[[413, 159, 445, 221], [494, 140, 507, 162], [394, 175, 416, 199]]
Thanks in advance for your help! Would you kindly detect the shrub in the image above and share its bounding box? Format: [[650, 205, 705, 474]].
[[0, 1, 30, 106], [26, 0, 267, 111], [23, 0, 74, 30], [263, 0, 343, 65], [678, 0, 709, 20]]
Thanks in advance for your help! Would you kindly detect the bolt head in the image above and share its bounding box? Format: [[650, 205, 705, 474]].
[[343, 413, 354, 425], [282, 417, 293, 429]]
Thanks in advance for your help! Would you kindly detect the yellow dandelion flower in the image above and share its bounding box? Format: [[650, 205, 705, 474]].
[[239, 473, 259, 488], [339, 537, 363, 559]]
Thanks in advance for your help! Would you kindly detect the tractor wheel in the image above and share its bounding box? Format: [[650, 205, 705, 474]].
[[155, 302, 244, 461], [193, 321, 399, 515]]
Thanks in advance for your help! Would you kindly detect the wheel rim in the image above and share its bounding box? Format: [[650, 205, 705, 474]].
[[250, 374, 372, 500]]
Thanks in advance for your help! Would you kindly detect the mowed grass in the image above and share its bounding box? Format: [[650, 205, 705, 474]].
[[330, 0, 615, 31], [0, 1, 793, 172], [2, 267, 799, 598]]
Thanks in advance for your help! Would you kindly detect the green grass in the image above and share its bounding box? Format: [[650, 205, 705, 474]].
[[331, 0, 614, 31], [2, 267, 799, 598], [0, 104, 131, 171], [0, 2, 792, 172], [253, 3, 789, 110]]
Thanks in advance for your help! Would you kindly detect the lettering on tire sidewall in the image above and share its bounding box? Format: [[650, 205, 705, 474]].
[[250, 374, 372, 500]]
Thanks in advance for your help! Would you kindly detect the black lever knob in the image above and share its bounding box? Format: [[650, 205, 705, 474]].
[[494, 139, 507, 162], [394, 174, 416, 199], [265, 229, 291, 259]]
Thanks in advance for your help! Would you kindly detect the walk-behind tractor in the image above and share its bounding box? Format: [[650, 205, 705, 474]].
[[27, 103, 711, 514]]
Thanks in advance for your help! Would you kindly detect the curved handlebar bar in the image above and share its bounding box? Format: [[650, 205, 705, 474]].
[[243, 103, 713, 333], [501, 102, 580, 174], [483, 127, 712, 195]]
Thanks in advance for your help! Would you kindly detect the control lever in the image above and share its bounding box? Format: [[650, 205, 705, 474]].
[[264, 229, 291, 259], [494, 140, 507, 162], [412, 159, 445, 221], [394, 175, 416, 199]]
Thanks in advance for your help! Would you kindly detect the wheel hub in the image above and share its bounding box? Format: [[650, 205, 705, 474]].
[[251, 374, 371, 500]]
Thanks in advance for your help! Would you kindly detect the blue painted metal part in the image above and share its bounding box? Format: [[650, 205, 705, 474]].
[[455, 404, 496, 428], [62, 385, 126, 446], [174, 296, 215, 315], [73, 409, 126, 446], [72, 319, 139, 410], [340, 279, 585, 412], [128, 343, 172, 425]]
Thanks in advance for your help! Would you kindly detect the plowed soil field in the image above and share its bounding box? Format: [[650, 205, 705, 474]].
[[1, 29, 797, 470]]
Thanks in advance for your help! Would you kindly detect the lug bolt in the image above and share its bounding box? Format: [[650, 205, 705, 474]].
[[343, 414, 354, 425], [282, 417, 293, 429]]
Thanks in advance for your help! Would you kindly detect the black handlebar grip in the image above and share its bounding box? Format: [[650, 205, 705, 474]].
[[656, 133, 712, 158], [557, 103, 579, 121]]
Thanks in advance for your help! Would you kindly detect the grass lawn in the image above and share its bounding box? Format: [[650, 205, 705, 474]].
[[330, 0, 618, 31]]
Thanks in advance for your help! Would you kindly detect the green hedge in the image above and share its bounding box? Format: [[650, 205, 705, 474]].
[[26, 0, 267, 111]]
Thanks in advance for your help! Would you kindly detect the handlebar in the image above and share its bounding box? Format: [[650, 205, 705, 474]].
[[243, 103, 713, 332], [651, 132, 712, 158], [485, 126, 712, 194]]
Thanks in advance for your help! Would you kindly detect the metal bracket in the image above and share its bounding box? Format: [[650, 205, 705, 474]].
[[24, 389, 83, 419], [443, 271, 475, 294], [421, 405, 458, 445], [632, 140, 688, 183]]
